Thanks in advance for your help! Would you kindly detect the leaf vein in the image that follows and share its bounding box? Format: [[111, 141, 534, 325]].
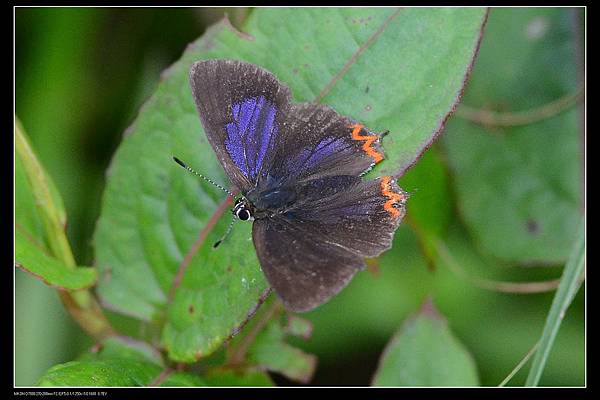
[[314, 8, 403, 104]]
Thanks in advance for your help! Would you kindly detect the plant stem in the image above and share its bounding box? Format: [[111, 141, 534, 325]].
[[456, 85, 584, 128], [226, 300, 283, 367], [435, 238, 565, 294]]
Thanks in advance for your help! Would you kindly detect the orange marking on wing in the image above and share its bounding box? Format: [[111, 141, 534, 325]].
[[380, 176, 405, 218], [350, 124, 384, 163]]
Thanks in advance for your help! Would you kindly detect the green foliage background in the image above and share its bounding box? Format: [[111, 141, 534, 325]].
[[15, 7, 584, 386]]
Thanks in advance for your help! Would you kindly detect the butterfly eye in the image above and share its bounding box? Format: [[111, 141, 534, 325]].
[[236, 208, 251, 221]]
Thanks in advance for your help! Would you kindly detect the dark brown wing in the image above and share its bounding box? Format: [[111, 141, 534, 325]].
[[252, 217, 364, 312]]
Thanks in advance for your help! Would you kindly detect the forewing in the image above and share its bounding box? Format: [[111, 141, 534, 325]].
[[191, 60, 387, 192], [252, 217, 365, 312], [189, 60, 291, 192]]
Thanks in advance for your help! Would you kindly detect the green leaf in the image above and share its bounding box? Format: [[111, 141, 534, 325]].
[[16, 117, 97, 290], [16, 152, 47, 250], [372, 300, 479, 386], [79, 336, 165, 366], [37, 344, 269, 387], [454, 8, 578, 110], [38, 336, 164, 387], [94, 7, 488, 362], [245, 316, 317, 383], [159, 372, 207, 387], [525, 216, 585, 386], [16, 230, 97, 290], [15, 118, 71, 263], [203, 368, 274, 386], [443, 8, 582, 264], [38, 336, 207, 387], [37, 359, 162, 387]]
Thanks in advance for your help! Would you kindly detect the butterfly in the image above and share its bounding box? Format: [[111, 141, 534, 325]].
[[181, 59, 407, 312]]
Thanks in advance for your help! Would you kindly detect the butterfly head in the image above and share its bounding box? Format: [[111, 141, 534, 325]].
[[232, 197, 254, 221]]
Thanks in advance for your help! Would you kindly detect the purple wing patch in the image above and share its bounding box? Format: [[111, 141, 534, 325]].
[[305, 137, 348, 169], [225, 96, 278, 181], [282, 136, 350, 180]]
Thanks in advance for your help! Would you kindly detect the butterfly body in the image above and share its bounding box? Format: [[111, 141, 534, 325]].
[[246, 181, 296, 214], [187, 59, 407, 312]]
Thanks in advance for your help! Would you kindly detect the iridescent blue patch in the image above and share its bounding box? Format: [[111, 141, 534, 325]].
[[225, 96, 278, 181]]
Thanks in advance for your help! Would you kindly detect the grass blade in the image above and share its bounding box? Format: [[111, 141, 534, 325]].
[[525, 215, 585, 386], [499, 340, 540, 387]]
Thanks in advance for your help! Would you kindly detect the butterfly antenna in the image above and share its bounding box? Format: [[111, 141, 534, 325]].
[[172, 156, 235, 197], [213, 215, 236, 249]]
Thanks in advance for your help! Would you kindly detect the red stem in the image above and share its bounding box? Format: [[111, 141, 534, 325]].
[[167, 195, 234, 304]]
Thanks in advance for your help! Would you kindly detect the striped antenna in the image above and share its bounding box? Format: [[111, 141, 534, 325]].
[[213, 215, 236, 249], [172, 156, 235, 197]]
